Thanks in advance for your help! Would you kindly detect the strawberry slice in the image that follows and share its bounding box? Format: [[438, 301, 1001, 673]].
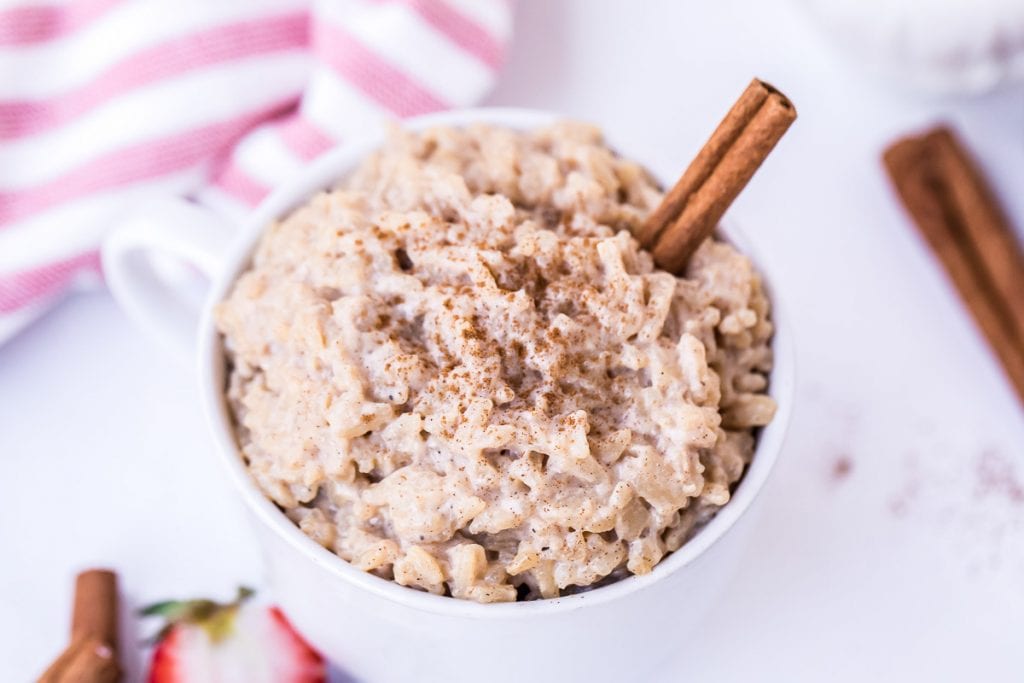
[[142, 587, 325, 683]]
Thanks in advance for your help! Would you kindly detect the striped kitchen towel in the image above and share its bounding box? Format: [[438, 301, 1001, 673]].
[[0, 0, 513, 342]]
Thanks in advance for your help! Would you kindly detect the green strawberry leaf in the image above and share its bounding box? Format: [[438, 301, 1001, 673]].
[[139, 587, 257, 645], [138, 600, 184, 617]]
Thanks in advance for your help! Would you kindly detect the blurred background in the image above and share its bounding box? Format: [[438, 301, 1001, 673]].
[[2, 0, 1023, 680]]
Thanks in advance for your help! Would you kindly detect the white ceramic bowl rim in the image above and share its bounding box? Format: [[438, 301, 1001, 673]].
[[198, 107, 794, 620]]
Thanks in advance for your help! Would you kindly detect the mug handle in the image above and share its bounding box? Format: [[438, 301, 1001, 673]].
[[101, 197, 234, 364]]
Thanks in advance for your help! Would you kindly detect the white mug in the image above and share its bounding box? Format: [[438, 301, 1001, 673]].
[[103, 108, 794, 683]]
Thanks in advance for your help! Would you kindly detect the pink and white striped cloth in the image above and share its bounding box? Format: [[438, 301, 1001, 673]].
[[0, 0, 513, 342]]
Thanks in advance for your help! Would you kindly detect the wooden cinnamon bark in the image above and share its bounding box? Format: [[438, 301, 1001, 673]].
[[639, 79, 796, 273], [38, 638, 119, 683], [884, 126, 1024, 406], [72, 570, 119, 655], [38, 570, 121, 683]]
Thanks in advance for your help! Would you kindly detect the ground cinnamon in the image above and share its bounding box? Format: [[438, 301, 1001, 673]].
[[884, 126, 1024, 406], [639, 78, 796, 273]]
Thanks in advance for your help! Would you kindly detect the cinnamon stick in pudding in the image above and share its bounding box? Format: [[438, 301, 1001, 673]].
[[639, 78, 796, 273], [884, 126, 1024, 406]]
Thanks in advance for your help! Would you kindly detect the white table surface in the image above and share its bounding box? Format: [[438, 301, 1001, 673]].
[[3, 1, 1023, 680]]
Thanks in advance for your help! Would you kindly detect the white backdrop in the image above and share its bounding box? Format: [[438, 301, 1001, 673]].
[[2, 1, 1023, 680]]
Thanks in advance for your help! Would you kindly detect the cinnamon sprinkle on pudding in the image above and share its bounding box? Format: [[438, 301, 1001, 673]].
[[216, 122, 776, 602]]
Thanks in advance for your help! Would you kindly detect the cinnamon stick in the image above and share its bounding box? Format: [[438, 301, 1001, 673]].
[[921, 128, 1024, 342], [38, 570, 121, 683], [640, 78, 796, 273], [884, 125, 1024, 406], [71, 570, 119, 656], [38, 638, 119, 683]]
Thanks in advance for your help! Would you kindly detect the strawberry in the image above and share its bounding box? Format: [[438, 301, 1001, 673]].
[[141, 587, 326, 683]]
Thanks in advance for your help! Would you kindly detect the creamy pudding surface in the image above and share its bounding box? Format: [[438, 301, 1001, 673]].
[[216, 122, 776, 603]]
